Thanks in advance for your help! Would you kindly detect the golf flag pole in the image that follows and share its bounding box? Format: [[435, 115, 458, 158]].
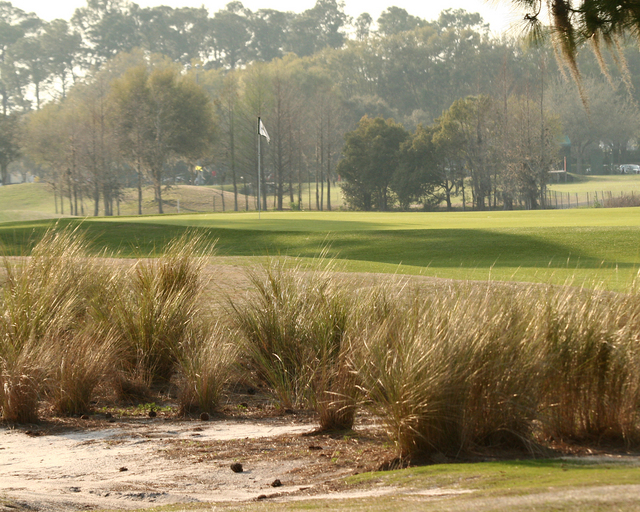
[[257, 117, 270, 219]]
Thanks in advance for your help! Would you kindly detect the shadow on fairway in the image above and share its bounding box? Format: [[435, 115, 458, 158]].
[[0, 220, 635, 275]]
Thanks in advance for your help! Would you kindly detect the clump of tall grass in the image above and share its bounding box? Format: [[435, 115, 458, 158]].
[[0, 228, 113, 420], [107, 233, 212, 386], [174, 322, 238, 416], [533, 283, 640, 444], [230, 257, 359, 430], [309, 289, 359, 430], [42, 330, 119, 416], [355, 283, 543, 457], [355, 277, 640, 458], [0, 346, 41, 423]]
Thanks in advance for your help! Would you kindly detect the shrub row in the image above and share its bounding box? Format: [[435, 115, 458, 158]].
[[0, 229, 236, 422], [233, 264, 640, 457]]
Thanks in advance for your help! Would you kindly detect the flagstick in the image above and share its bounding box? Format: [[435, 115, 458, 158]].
[[257, 117, 261, 220]]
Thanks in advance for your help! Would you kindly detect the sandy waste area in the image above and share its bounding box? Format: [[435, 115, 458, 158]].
[[0, 411, 412, 511]]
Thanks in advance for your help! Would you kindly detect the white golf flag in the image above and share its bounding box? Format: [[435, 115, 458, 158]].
[[258, 118, 270, 143]]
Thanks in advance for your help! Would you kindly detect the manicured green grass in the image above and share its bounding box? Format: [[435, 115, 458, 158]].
[[0, 182, 345, 222], [1, 182, 639, 288], [547, 173, 640, 195], [348, 458, 640, 491], [0, 182, 61, 221], [0, 208, 639, 288]]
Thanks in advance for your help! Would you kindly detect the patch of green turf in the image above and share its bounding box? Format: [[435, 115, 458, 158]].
[[0, 209, 640, 289], [1, 208, 639, 289], [547, 174, 640, 196], [349, 458, 640, 491], [0, 183, 61, 222], [80, 207, 640, 231]]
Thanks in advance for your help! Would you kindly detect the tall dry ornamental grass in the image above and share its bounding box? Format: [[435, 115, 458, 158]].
[[174, 322, 238, 416], [107, 233, 213, 386], [354, 283, 543, 457], [0, 228, 113, 420], [230, 258, 359, 430], [533, 284, 640, 444], [43, 330, 119, 416], [355, 279, 640, 458]]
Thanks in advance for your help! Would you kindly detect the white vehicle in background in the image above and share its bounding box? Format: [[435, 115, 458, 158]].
[[619, 164, 640, 174]]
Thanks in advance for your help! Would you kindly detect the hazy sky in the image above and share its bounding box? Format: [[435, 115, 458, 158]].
[[11, 0, 528, 36]]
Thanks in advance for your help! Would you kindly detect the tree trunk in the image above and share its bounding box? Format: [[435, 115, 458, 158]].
[[157, 183, 164, 214], [137, 161, 143, 215], [0, 162, 8, 186], [68, 176, 73, 215], [231, 116, 238, 211], [244, 175, 248, 211], [326, 144, 332, 211], [445, 178, 452, 211], [93, 180, 100, 216]]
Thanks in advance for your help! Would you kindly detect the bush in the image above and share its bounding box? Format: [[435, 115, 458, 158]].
[[107, 233, 213, 384], [356, 283, 542, 457], [174, 322, 238, 416], [230, 257, 359, 430], [0, 228, 104, 422]]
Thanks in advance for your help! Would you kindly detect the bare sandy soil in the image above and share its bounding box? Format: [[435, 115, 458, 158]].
[[0, 407, 398, 511]]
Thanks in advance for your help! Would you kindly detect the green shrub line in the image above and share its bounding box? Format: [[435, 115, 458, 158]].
[[2, 229, 640, 461]]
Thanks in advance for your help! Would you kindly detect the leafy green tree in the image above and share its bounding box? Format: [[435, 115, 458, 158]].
[[249, 9, 290, 62], [377, 7, 425, 36], [138, 6, 209, 65], [354, 13, 372, 41], [0, 1, 40, 114], [71, 0, 140, 67], [10, 30, 48, 110], [399, 123, 459, 210], [265, 59, 300, 211], [287, 0, 349, 57], [307, 70, 345, 211], [68, 66, 123, 216], [436, 8, 488, 32], [391, 124, 439, 210], [207, 69, 241, 211], [0, 112, 19, 184], [500, 94, 561, 209], [22, 101, 83, 213], [337, 115, 409, 211], [42, 19, 82, 100], [111, 64, 216, 214], [434, 95, 498, 210], [211, 2, 252, 69]]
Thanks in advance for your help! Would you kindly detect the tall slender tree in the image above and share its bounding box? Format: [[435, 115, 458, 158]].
[[111, 63, 216, 213]]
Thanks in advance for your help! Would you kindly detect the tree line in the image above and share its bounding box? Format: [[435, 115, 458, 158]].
[[2, 1, 640, 213], [0, 0, 445, 113]]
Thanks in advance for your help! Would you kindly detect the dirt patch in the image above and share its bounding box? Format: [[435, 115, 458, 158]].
[[0, 407, 396, 511]]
